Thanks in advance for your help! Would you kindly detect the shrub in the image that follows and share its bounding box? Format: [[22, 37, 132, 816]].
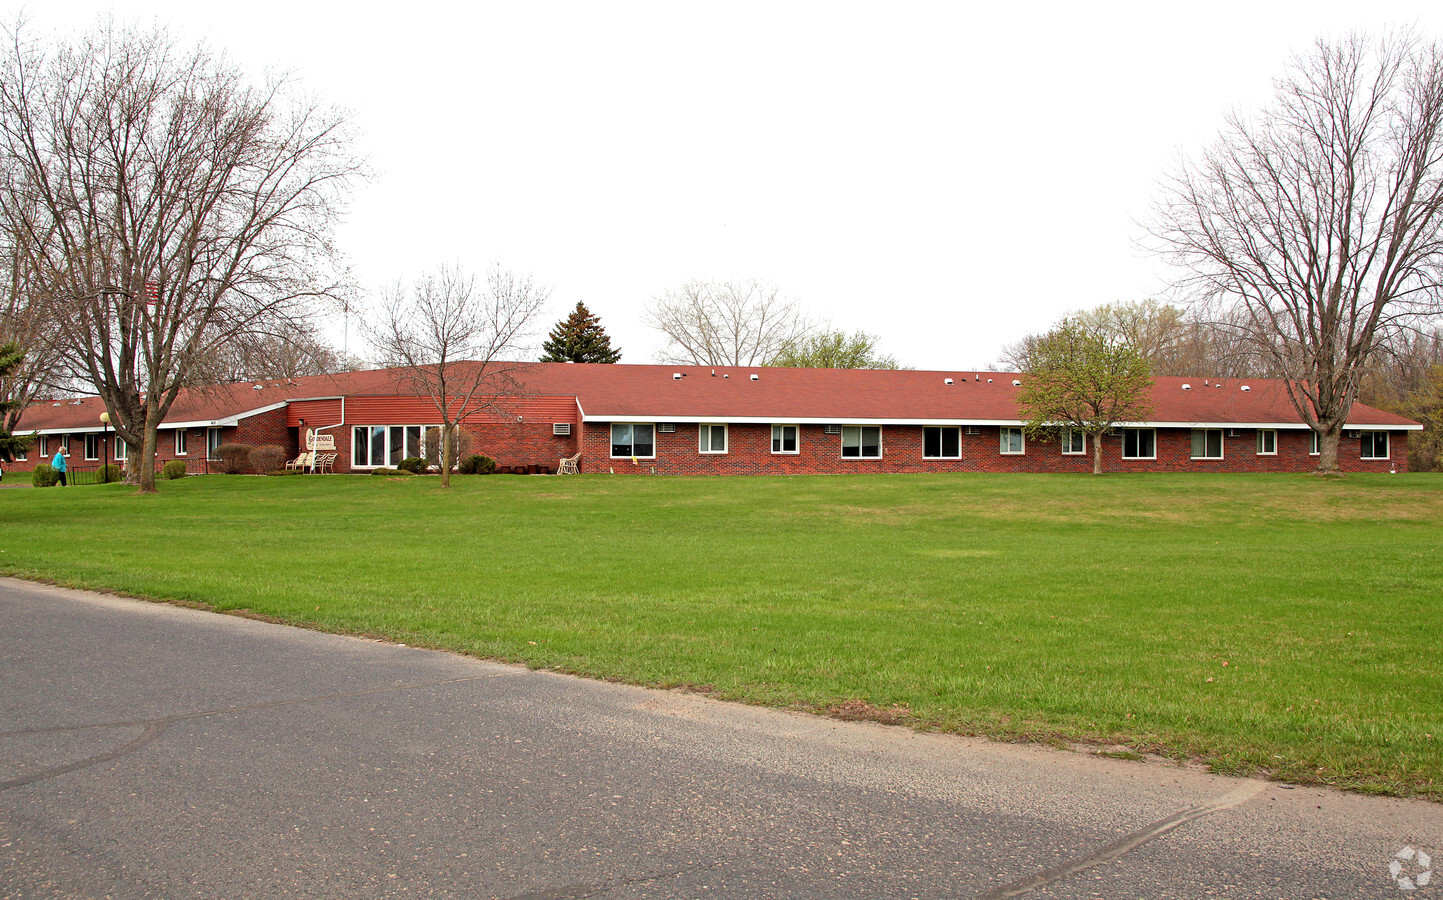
[[369, 467, 413, 476], [458, 454, 496, 475], [249, 445, 287, 472], [97, 464, 123, 483], [267, 468, 305, 476], [161, 460, 187, 480], [397, 456, 426, 474], [213, 443, 255, 474], [32, 463, 58, 487]]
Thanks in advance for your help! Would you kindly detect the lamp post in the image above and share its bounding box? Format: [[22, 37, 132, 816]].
[[99, 412, 109, 483]]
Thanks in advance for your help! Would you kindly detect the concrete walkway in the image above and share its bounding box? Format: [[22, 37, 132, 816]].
[[2, 578, 1439, 899]]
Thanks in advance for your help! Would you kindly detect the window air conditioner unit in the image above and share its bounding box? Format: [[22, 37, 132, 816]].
[[657, 423, 676, 433], [964, 426, 981, 435], [824, 424, 842, 435], [1346, 430, 1361, 439], [552, 423, 571, 436], [1227, 429, 1242, 438]]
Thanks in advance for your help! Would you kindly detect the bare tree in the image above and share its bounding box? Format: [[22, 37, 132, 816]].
[[194, 325, 358, 383], [0, 233, 66, 431], [0, 18, 361, 492], [1152, 32, 1443, 474], [645, 279, 811, 366], [367, 263, 549, 487]]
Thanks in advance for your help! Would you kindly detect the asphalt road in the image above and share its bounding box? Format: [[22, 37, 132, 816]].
[[2, 578, 1439, 899]]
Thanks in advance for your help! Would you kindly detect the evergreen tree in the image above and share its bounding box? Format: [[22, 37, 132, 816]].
[[539, 301, 622, 363], [0, 342, 32, 461]]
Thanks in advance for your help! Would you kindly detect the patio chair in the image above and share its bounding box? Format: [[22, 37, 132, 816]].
[[557, 453, 580, 475], [285, 451, 315, 472], [315, 452, 338, 474]]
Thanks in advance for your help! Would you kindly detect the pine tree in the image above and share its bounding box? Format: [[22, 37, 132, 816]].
[[0, 342, 32, 462], [539, 301, 622, 364]]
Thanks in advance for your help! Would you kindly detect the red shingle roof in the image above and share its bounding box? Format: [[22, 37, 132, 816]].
[[15, 363, 1421, 432]]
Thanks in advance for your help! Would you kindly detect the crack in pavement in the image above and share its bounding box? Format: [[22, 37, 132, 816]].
[[975, 780, 1266, 898], [0, 672, 503, 791]]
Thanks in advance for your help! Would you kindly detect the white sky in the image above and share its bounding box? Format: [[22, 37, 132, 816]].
[[13, 1, 1443, 370]]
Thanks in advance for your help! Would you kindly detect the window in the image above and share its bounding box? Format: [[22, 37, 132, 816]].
[[1256, 430, 1276, 455], [999, 427, 1024, 455], [1062, 429, 1086, 455], [84, 434, 99, 460], [350, 425, 429, 468], [611, 423, 655, 458], [115, 440, 127, 461], [841, 426, 881, 458], [1361, 431, 1389, 459], [38, 436, 47, 457], [1310, 431, 1320, 455], [207, 428, 223, 460], [923, 426, 961, 459], [698, 423, 728, 454], [174, 430, 188, 455], [1123, 428, 1156, 459], [771, 424, 798, 454], [1190, 429, 1223, 459]]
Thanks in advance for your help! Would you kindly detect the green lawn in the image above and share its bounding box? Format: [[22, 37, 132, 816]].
[[3, 472, 1441, 797]]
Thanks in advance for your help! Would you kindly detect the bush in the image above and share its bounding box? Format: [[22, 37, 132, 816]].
[[267, 468, 305, 476], [458, 454, 496, 475], [161, 460, 187, 480], [249, 445, 287, 472], [213, 443, 255, 474], [397, 456, 426, 474], [32, 463, 58, 487], [369, 467, 413, 476], [97, 464, 122, 483]]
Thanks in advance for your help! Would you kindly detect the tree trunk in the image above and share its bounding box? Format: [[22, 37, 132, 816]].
[[137, 402, 161, 493], [439, 423, 453, 488], [1314, 421, 1344, 476], [1092, 430, 1106, 475]]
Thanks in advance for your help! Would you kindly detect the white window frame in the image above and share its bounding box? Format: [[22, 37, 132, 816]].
[[38, 436, 47, 458], [1256, 429, 1276, 456], [207, 427, 224, 460], [840, 425, 882, 459], [698, 423, 728, 455], [174, 429, 188, 456], [1122, 428, 1156, 460], [114, 440, 127, 461], [771, 424, 799, 455], [999, 427, 1025, 455], [350, 425, 434, 469], [610, 423, 656, 459], [923, 426, 961, 459], [84, 434, 99, 461], [1361, 431, 1389, 460], [1190, 429, 1224, 460], [1309, 431, 1320, 456], [1062, 429, 1086, 455]]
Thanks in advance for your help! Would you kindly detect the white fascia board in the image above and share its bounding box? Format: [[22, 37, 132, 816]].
[[583, 415, 1027, 426], [285, 395, 344, 403]]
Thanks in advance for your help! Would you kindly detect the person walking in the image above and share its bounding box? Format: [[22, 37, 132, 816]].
[[51, 448, 68, 486]]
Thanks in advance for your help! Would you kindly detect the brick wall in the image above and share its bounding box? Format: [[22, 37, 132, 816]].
[[579, 423, 1410, 475]]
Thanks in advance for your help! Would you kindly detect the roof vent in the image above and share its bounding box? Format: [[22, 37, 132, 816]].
[[1182, 383, 1192, 390], [253, 384, 264, 390], [987, 378, 993, 384], [944, 378, 954, 385], [750, 374, 759, 381], [1241, 385, 1251, 391], [1011, 380, 1022, 387], [52, 402, 60, 407], [673, 373, 682, 380]]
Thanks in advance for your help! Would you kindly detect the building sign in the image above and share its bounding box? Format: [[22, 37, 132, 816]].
[[305, 430, 335, 451]]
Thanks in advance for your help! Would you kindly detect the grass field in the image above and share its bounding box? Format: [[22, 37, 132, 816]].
[[2, 472, 1440, 798]]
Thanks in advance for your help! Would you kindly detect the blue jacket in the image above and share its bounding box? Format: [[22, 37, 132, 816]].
[[52, 451, 66, 472]]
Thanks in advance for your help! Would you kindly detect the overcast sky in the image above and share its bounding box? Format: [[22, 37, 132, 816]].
[[14, 1, 1443, 371]]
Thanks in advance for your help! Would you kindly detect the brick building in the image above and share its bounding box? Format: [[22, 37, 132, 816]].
[[9, 362, 1423, 475]]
